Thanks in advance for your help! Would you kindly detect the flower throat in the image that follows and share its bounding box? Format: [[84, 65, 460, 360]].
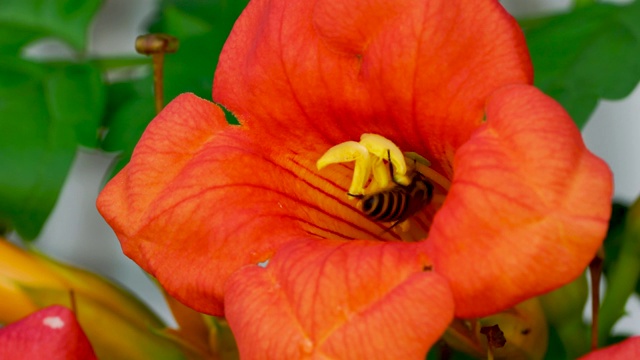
[[317, 134, 451, 240]]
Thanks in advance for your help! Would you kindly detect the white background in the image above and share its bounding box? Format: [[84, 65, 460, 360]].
[[12, 0, 640, 334]]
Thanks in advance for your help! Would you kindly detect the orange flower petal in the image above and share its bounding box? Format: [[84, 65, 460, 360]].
[[579, 337, 640, 359], [98, 94, 411, 315], [224, 239, 453, 359], [98, 93, 248, 315], [425, 85, 612, 317], [213, 0, 532, 175]]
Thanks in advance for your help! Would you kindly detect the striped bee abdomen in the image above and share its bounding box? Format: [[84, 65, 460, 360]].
[[361, 187, 409, 222], [360, 176, 434, 223]]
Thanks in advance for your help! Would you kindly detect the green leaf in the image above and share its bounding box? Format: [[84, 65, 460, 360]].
[[602, 202, 629, 275], [157, 5, 213, 38], [97, 0, 248, 181], [522, 1, 640, 128], [100, 78, 156, 180], [152, 0, 249, 38], [0, 57, 106, 240], [0, 28, 40, 55], [45, 63, 106, 148], [0, 0, 102, 53], [545, 325, 569, 360], [599, 198, 640, 345], [150, 0, 249, 100]]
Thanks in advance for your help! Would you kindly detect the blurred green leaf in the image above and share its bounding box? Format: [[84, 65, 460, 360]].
[[0, 57, 106, 240], [539, 274, 589, 359], [46, 63, 106, 148], [0, 28, 40, 55], [98, 0, 248, 181], [150, 0, 249, 100], [545, 325, 569, 360], [522, 1, 640, 128], [100, 78, 156, 179], [598, 197, 640, 345], [602, 202, 630, 275], [0, 0, 103, 53]]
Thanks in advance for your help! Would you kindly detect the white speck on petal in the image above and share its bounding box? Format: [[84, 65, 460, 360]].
[[300, 338, 314, 354], [42, 316, 65, 330], [258, 259, 269, 267]]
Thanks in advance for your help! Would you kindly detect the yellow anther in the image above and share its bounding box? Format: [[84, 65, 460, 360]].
[[393, 173, 412, 186], [317, 134, 427, 198], [316, 141, 372, 197], [370, 156, 390, 190], [359, 134, 407, 176]]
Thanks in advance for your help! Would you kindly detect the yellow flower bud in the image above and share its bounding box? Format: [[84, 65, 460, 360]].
[[0, 239, 188, 360], [0, 240, 64, 323]]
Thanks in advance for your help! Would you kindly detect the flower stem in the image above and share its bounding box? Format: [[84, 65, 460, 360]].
[[598, 199, 640, 345], [135, 34, 179, 114], [589, 249, 604, 350], [69, 289, 77, 316], [598, 251, 640, 342]]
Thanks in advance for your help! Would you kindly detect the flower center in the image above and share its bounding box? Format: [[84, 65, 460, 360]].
[[317, 134, 451, 241]]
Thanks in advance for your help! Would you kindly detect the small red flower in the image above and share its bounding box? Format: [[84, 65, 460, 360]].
[[0, 306, 97, 360], [579, 337, 640, 359], [97, 0, 612, 356]]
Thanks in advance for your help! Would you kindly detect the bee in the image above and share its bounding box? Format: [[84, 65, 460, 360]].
[[359, 173, 433, 223], [354, 151, 434, 225]]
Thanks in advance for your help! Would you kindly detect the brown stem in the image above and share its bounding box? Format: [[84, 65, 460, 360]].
[[69, 289, 77, 316], [589, 247, 605, 350], [152, 53, 165, 114], [438, 342, 451, 360], [135, 34, 179, 114]]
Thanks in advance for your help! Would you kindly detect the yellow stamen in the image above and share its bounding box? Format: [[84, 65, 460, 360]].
[[370, 156, 390, 189], [317, 133, 454, 241], [316, 141, 372, 197], [317, 133, 450, 201], [359, 134, 407, 176]]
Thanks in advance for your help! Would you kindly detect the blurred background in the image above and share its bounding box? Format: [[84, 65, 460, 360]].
[[4, 0, 640, 335]]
